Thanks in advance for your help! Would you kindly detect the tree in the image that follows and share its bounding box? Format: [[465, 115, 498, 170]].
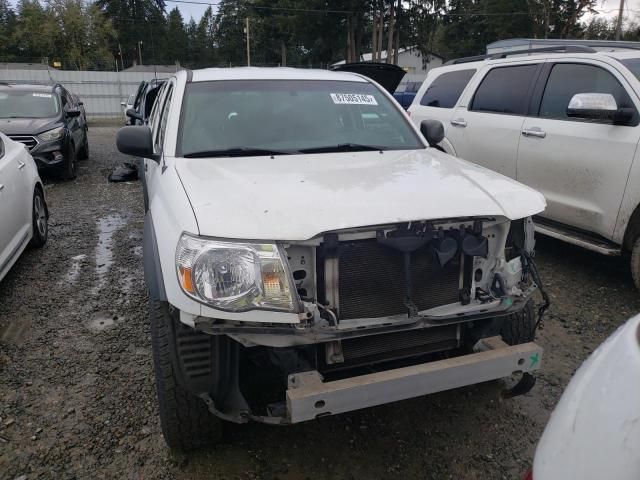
[[194, 6, 217, 67], [96, 0, 167, 67], [214, 0, 247, 65], [12, 0, 56, 62], [0, 0, 17, 59], [164, 7, 187, 64]]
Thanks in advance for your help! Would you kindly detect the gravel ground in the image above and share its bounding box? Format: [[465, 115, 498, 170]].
[[1, 127, 639, 480]]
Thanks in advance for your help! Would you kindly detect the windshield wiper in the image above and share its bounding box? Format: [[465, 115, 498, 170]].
[[183, 147, 296, 158], [298, 143, 386, 154]]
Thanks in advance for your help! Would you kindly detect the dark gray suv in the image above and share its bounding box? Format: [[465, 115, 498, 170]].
[[0, 83, 89, 179]]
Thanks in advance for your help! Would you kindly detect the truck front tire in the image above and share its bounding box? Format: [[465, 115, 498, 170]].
[[631, 237, 640, 291], [149, 297, 223, 450], [500, 300, 536, 345]]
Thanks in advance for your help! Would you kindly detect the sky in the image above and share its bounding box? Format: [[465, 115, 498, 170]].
[[588, 0, 640, 20], [163, 0, 212, 22]]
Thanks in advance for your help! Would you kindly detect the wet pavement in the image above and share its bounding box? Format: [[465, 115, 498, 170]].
[[1, 127, 639, 479]]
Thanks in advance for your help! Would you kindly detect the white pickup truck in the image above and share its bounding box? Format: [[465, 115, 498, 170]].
[[409, 43, 640, 290], [116, 67, 547, 450]]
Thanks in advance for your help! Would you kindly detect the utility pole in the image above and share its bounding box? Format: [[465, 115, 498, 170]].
[[138, 41, 143, 65], [245, 18, 251, 66], [615, 0, 625, 40]]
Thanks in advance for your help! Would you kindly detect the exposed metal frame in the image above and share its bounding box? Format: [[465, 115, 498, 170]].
[[286, 336, 543, 423]]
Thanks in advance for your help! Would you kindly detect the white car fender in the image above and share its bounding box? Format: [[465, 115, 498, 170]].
[[533, 315, 640, 479]]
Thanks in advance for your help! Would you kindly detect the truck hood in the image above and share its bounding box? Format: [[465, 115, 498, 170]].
[[0, 117, 59, 136], [174, 149, 546, 240]]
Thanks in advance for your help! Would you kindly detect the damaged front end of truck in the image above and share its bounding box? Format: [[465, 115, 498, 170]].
[[168, 214, 547, 426]]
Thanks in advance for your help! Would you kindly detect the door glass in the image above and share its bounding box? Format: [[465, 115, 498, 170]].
[[155, 85, 173, 153], [538, 63, 636, 122], [420, 69, 476, 108], [471, 64, 538, 115]]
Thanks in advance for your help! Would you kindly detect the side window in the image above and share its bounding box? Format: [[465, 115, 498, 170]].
[[59, 91, 67, 108], [538, 63, 637, 123], [470, 64, 539, 115], [155, 85, 173, 153], [65, 92, 75, 109], [148, 84, 166, 131], [420, 69, 476, 108]]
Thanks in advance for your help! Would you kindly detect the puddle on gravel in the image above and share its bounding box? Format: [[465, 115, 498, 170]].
[[62, 254, 87, 285], [93, 213, 128, 294], [86, 312, 117, 332]]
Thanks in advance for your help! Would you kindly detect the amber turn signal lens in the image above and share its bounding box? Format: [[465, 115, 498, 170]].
[[178, 266, 195, 293]]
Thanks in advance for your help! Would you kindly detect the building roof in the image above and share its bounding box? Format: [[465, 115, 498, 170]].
[[0, 62, 54, 71], [123, 64, 183, 73], [189, 66, 369, 83], [333, 47, 444, 66]]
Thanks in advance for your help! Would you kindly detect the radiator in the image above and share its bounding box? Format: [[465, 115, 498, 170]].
[[336, 239, 460, 320]]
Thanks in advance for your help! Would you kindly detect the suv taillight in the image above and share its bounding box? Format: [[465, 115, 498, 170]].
[[523, 468, 533, 480]]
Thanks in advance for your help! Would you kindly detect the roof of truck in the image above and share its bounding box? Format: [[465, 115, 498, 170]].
[[189, 67, 368, 83]]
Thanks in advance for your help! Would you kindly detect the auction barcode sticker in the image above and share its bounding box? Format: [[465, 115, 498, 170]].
[[330, 93, 378, 105], [32, 93, 52, 98]]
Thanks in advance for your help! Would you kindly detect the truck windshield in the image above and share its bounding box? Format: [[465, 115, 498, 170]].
[[177, 79, 424, 157], [0, 91, 60, 118]]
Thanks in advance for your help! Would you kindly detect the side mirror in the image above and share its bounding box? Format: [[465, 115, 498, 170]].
[[66, 108, 81, 118], [116, 126, 159, 161], [566, 93, 633, 124], [78, 101, 84, 106], [420, 119, 445, 147], [120, 101, 127, 107], [126, 108, 143, 121]]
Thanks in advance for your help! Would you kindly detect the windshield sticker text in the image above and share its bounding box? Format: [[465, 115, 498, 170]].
[[330, 93, 378, 105], [32, 93, 52, 98]]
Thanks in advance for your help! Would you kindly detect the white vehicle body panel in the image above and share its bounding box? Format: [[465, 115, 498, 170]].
[[517, 57, 640, 240], [174, 149, 545, 241], [409, 52, 640, 249], [0, 133, 43, 281], [533, 315, 640, 480]]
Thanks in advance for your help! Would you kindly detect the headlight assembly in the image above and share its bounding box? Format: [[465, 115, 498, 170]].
[[38, 126, 64, 141], [176, 234, 294, 312]]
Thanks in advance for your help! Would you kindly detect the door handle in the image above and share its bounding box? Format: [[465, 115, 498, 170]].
[[0, 184, 4, 191], [451, 118, 467, 128], [521, 128, 546, 138], [17, 161, 25, 170]]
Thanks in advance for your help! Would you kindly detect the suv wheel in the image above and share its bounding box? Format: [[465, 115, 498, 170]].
[[78, 130, 89, 160], [500, 300, 536, 345], [61, 143, 77, 180], [149, 297, 223, 450], [29, 187, 48, 248], [631, 237, 640, 291]]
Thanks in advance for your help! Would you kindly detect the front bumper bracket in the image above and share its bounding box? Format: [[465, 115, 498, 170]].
[[286, 336, 542, 423]]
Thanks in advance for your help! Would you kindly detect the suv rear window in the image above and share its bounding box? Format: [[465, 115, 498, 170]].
[[420, 69, 475, 108], [471, 64, 538, 115]]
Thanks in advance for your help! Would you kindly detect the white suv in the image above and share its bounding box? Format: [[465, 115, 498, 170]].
[[409, 44, 640, 289], [116, 67, 547, 450]]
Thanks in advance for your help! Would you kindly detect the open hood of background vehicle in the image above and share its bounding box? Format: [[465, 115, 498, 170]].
[[331, 62, 406, 94], [174, 149, 546, 241]]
